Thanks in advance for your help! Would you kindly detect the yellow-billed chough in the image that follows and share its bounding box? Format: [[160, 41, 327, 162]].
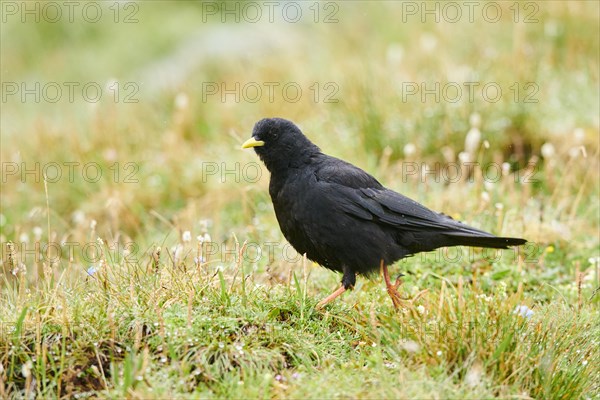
[[242, 118, 527, 308]]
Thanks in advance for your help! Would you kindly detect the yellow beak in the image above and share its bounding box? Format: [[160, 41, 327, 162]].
[[241, 137, 265, 149]]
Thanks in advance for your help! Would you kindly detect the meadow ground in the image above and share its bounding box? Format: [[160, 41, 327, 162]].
[[1, 2, 599, 398]]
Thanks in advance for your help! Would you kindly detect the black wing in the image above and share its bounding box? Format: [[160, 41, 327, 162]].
[[315, 156, 525, 248], [314, 155, 444, 228]]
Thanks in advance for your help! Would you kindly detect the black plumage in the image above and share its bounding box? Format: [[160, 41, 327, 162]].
[[242, 118, 526, 308]]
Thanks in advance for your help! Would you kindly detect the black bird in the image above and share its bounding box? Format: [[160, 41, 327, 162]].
[[242, 118, 527, 308]]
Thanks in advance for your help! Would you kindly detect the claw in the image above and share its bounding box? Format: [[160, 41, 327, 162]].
[[393, 275, 403, 290], [381, 260, 427, 309]]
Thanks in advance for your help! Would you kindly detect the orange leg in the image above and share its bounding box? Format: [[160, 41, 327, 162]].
[[316, 286, 346, 309], [380, 260, 428, 309]]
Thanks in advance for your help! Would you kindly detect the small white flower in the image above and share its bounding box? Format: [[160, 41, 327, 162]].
[[464, 127, 481, 155], [417, 305, 426, 314], [21, 360, 33, 378], [469, 113, 481, 128], [33, 227, 43, 240], [175, 93, 189, 110], [514, 305, 534, 318], [172, 244, 182, 260], [12, 263, 26, 276], [573, 128, 585, 143], [403, 143, 416, 157], [436, 350, 443, 356], [182, 231, 191, 242], [90, 220, 97, 230], [19, 233, 29, 243], [481, 191, 490, 203], [72, 210, 86, 225], [541, 143, 555, 158], [103, 148, 117, 162]]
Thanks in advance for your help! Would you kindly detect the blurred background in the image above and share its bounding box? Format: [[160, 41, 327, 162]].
[[1, 1, 599, 398], [2, 1, 598, 266]]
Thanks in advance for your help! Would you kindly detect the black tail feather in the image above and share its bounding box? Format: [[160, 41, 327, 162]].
[[444, 232, 527, 249]]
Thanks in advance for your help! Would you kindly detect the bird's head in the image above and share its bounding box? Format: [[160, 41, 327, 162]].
[[242, 118, 320, 172]]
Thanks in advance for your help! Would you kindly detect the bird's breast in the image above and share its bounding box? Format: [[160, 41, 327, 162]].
[[269, 172, 326, 256]]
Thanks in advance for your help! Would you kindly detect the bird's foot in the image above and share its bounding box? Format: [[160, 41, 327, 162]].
[[386, 282, 428, 309], [315, 285, 346, 310], [381, 260, 427, 309]]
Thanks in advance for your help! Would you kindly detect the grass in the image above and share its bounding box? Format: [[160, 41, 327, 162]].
[[1, 1, 599, 399]]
